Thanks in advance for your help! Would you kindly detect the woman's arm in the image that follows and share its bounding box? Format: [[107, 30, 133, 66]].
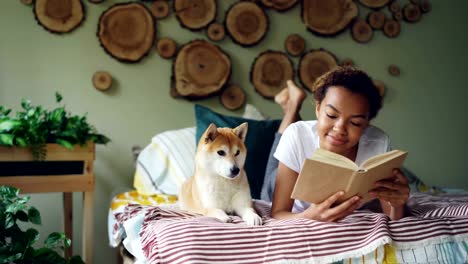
[[271, 162, 362, 221]]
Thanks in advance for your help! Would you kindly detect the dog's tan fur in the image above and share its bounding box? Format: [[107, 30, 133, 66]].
[[179, 123, 262, 226]]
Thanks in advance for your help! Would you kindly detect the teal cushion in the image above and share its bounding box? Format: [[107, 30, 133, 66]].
[[195, 104, 281, 199]]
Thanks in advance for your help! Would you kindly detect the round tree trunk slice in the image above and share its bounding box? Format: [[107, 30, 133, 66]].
[[151, 0, 170, 19], [383, 19, 400, 38], [403, 3, 421, 23], [261, 0, 298, 12], [373, 79, 385, 97], [20, 0, 33, 5], [220, 84, 246, 110], [298, 49, 338, 92], [302, 0, 358, 36], [393, 10, 403, 21], [34, 0, 85, 34], [207, 22, 226, 42], [92, 71, 112, 91], [368, 11, 386, 29], [359, 0, 391, 9], [250, 51, 294, 99], [420, 0, 431, 13], [225, 1, 269, 47], [174, 0, 216, 31], [389, 1, 400, 13], [285, 34, 305, 57], [351, 19, 373, 43], [173, 40, 231, 98], [388, 64, 400, 76], [157, 37, 177, 59], [340, 58, 355, 67], [98, 3, 155, 63]]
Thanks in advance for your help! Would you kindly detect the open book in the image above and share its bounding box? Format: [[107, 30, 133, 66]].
[[291, 148, 408, 205]]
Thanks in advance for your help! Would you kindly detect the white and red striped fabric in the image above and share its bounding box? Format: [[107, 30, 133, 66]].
[[114, 192, 468, 264]]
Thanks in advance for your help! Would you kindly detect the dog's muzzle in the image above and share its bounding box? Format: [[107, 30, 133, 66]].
[[229, 167, 240, 178]]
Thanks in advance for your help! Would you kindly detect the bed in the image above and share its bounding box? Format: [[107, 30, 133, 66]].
[[108, 104, 468, 264]]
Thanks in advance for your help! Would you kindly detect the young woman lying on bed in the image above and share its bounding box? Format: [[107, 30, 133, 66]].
[[262, 66, 410, 221]]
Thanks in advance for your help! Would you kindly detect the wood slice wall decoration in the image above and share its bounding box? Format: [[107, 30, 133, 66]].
[[157, 37, 177, 59], [250, 50, 294, 99], [92, 71, 112, 91], [97, 3, 156, 63], [34, 0, 85, 34], [207, 23, 226, 42], [261, 0, 298, 12], [299, 49, 338, 92], [225, 1, 269, 47], [302, 0, 358, 36], [285, 34, 305, 57], [173, 40, 231, 98], [220, 84, 246, 110], [174, 0, 216, 31], [351, 19, 373, 43], [358, 0, 391, 9], [151, 0, 170, 19]]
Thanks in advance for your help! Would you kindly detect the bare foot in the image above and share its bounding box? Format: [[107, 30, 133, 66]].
[[275, 80, 306, 114], [275, 80, 307, 133]]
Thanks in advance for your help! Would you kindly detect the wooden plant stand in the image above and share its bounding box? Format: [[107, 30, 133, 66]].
[[0, 143, 95, 264]]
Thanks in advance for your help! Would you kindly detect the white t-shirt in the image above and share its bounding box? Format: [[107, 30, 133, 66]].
[[274, 120, 391, 213]]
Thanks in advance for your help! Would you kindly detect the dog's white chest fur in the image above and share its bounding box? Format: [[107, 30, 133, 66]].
[[196, 170, 247, 213]]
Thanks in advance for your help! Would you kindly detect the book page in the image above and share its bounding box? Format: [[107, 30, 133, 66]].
[[291, 158, 355, 204], [348, 151, 407, 204], [360, 150, 406, 171], [312, 148, 359, 171]]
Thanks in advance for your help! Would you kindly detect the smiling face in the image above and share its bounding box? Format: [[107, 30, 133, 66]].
[[315, 86, 370, 160]]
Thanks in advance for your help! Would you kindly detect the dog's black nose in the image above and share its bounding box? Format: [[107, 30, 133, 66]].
[[230, 167, 240, 176]]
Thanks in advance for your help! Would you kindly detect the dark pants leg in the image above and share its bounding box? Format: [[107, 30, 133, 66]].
[[260, 133, 282, 202]]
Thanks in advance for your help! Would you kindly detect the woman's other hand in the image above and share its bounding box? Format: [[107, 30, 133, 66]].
[[369, 168, 410, 220]]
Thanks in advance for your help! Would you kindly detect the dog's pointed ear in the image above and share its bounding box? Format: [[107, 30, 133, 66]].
[[203, 123, 218, 143], [233, 122, 248, 142]]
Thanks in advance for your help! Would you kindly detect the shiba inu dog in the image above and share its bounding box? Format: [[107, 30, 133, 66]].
[[179, 122, 262, 226]]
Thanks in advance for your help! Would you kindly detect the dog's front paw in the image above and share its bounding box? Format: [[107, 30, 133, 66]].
[[242, 211, 262, 226], [207, 208, 231, 223]]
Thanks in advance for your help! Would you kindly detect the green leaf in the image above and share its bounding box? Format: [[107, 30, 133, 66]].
[[16, 210, 28, 222], [20, 99, 31, 110], [55, 139, 74, 150], [0, 186, 20, 198], [16, 137, 27, 147], [0, 134, 14, 145], [25, 228, 40, 245], [55, 92, 63, 103], [5, 214, 15, 229], [28, 207, 41, 225], [3, 253, 22, 263], [0, 120, 20, 132], [44, 232, 65, 248], [6, 201, 26, 214]]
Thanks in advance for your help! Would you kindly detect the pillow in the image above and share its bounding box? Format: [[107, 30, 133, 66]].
[[133, 127, 196, 196], [195, 104, 281, 199]]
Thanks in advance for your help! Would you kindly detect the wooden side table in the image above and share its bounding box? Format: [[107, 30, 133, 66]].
[[0, 143, 95, 264]]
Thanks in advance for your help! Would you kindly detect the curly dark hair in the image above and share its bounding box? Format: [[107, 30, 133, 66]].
[[312, 66, 382, 120]]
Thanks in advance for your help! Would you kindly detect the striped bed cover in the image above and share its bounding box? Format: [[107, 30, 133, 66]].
[[112, 192, 468, 264]]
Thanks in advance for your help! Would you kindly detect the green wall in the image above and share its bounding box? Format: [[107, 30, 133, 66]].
[[1, 0, 467, 263]]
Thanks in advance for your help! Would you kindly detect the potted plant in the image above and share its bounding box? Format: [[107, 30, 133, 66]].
[[0, 92, 109, 160], [0, 185, 84, 263]]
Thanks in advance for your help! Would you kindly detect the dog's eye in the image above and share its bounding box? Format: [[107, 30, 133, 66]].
[[235, 150, 240, 156], [217, 150, 225, 156]]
